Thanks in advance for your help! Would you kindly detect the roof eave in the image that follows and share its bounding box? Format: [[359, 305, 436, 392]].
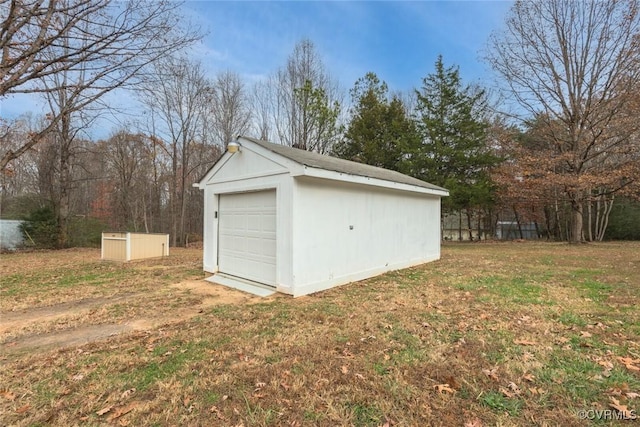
[[299, 165, 449, 197]]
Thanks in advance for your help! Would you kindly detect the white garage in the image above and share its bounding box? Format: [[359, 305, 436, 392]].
[[194, 136, 448, 297]]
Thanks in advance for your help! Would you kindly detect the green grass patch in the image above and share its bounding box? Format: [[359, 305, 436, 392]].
[[556, 312, 588, 327], [345, 401, 386, 426], [534, 351, 603, 403], [480, 390, 523, 416]]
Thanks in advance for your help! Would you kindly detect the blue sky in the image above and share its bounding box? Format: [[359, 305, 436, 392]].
[[1, 1, 513, 129], [186, 0, 512, 91]]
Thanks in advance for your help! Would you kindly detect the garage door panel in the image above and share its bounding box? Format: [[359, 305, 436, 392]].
[[218, 190, 276, 286]]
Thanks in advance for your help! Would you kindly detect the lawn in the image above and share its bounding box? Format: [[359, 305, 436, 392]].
[[1, 242, 639, 426]]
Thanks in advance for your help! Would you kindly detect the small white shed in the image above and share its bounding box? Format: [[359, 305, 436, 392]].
[[194, 136, 448, 297]]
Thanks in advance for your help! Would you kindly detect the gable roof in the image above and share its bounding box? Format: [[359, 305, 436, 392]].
[[240, 136, 447, 193]]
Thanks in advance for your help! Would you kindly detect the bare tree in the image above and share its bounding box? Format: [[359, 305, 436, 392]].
[[486, 0, 640, 243], [209, 70, 252, 147], [272, 39, 342, 153], [251, 80, 274, 141], [140, 56, 212, 246], [0, 0, 200, 171], [99, 130, 150, 231], [0, 115, 41, 215]]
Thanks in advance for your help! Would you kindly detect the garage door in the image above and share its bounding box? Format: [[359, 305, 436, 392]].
[[218, 190, 277, 286]]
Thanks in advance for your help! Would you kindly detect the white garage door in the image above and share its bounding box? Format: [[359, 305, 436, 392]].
[[218, 190, 277, 286]]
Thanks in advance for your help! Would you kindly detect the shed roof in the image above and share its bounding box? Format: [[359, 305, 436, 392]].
[[240, 136, 447, 193]]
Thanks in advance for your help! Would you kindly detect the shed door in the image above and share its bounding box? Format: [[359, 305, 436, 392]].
[[218, 190, 277, 286]]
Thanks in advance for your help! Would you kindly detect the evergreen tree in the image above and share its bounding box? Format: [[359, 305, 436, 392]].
[[334, 73, 418, 172], [412, 56, 498, 215]]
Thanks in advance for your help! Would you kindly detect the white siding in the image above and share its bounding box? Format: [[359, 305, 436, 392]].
[[290, 177, 441, 296]]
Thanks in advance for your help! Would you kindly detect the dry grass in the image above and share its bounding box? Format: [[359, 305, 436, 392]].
[[1, 242, 639, 426]]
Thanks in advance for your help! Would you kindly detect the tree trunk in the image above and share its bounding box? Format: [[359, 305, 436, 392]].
[[56, 115, 72, 249], [170, 144, 178, 247], [587, 195, 598, 242], [570, 199, 584, 243], [513, 206, 523, 239], [467, 210, 473, 241], [596, 195, 614, 241], [543, 205, 553, 240]]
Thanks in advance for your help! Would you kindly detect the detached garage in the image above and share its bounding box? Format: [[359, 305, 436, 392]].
[[194, 136, 448, 297]]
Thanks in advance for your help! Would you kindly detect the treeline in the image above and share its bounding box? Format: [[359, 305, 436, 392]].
[[1, 0, 639, 247]]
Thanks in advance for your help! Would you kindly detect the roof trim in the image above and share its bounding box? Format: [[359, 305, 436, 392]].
[[239, 136, 448, 195], [300, 166, 449, 196], [195, 135, 449, 196]]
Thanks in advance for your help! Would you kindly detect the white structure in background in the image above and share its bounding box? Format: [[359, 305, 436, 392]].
[[0, 220, 25, 251], [194, 136, 449, 297]]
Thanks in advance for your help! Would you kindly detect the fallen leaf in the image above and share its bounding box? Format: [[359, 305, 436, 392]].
[[15, 404, 30, 414], [464, 418, 483, 427], [0, 390, 16, 401], [433, 384, 456, 394], [121, 388, 136, 400], [514, 339, 537, 346], [528, 387, 545, 395], [96, 405, 113, 416], [210, 405, 227, 420], [72, 373, 84, 381], [580, 331, 592, 338], [523, 373, 535, 382], [482, 367, 499, 381], [609, 397, 635, 419], [617, 357, 640, 372], [107, 402, 137, 421], [507, 382, 522, 395], [499, 387, 514, 398], [341, 365, 349, 374], [626, 392, 640, 399], [598, 360, 614, 370]]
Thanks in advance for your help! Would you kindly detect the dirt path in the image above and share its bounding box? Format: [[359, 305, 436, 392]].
[[0, 293, 142, 334], [0, 280, 265, 359]]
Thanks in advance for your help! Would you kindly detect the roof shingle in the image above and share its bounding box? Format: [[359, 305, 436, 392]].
[[242, 136, 447, 193]]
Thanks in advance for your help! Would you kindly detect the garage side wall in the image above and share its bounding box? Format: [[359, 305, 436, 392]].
[[291, 177, 441, 296]]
